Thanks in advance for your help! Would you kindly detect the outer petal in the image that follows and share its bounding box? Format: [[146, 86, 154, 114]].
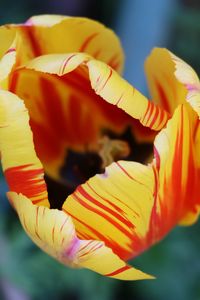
[[145, 48, 187, 114], [145, 48, 200, 119], [0, 27, 17, 87], [63, 104, 200, 262], [0, 90, 49, 206], [88, 59, 169, 131], [151, 104, 200, 230], [8, 192, 78, 265], [20, 53, 169, 131], [77, 239, 153, 280], [11, 15, 124, 73], [170, 52, 200, 118], [63, 160, 155, 260], [9, 192, 153, 280], [10, 53, 168, 180]]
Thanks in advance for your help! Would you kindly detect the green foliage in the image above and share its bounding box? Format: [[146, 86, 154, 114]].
[[170, 8, 200, 75]]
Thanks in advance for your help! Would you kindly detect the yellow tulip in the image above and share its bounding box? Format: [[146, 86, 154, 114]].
[[0, 15, 200, 280]]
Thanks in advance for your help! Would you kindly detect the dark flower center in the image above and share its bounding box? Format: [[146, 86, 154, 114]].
[[46, 127, 153, 209]]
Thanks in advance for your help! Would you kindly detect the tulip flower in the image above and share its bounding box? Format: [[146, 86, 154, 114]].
[[0, 15, 200, 281]]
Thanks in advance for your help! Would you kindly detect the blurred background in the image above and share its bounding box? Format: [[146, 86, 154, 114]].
[[1, 0, 200, 299]]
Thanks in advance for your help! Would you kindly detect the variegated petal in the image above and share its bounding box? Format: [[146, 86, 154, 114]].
[[0, 90, 49, 206]]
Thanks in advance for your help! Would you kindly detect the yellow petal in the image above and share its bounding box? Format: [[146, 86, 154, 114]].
[[78, 239, 154, 280], [9, 191, 153, 280], [0, 27, 17, 87], [63, 160, 155, 260], [153, 104, 200, 230], [63, 104, 200, 260], [8, 191, 78, 266], [0, 90, 49, 206], [87, 59, 169, 131], [13, 15, 124, 73], [23, 53, 169, 130], [170, 51, 200, 118], [145, 48, 187, 114]]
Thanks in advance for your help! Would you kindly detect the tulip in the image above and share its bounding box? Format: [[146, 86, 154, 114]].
[[0, 15, 199, 280]]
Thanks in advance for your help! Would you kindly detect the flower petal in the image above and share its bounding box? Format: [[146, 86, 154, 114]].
[[63, 160, 155, 260], [14, 15, 124, 73], [9, 191, 153, 280], [63, 104, 200, 260], [77, 239, 154, 280], [10, 53, 164, 180], [88, 59, 169, 131], [0, 27, 17, 87], [8, 191, 78, 264], [23, 52, 169, 132], [0, 90, 49, 206], [170, 52, 200, 118], [145, 48, 187, 114], [152, 104, 200, 233]]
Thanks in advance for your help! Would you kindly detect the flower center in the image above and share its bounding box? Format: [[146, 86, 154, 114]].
[[46, 127, 153, 209], [98, 135, 130, 168]]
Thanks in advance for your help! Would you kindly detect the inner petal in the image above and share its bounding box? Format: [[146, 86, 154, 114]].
[[9, 65, 153, 207]]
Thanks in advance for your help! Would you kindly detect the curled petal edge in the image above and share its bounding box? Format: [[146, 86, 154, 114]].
[[23, 52, 169, 131], [8, 192, 154, 280]]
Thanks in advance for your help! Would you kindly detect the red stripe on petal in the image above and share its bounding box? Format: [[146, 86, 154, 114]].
[[148, 105, 160, 128], [98, 69, 113, 93], [59, 54, 77, 75], [142, 101, 154, 126], [74, 187, 135, 240], [85, 183, 135, 229], [140, 101, 150, 124], [25, 27, 42, 57], [9, 71, 19, 94], [79, 33, 99, 52], [107, 54, 120, 70], [79, 243, 103, 258], [155, 80, 171, 113], [63, 208, 133, 260], [115, 93, 124, 105], [116, 162, 133, 179], [105, 265, 131, 277], [5, 164, 47, 202], [86, 182, 136, 216]]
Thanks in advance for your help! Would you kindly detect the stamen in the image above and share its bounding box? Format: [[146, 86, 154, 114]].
[[98, 135, 130, 168]]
